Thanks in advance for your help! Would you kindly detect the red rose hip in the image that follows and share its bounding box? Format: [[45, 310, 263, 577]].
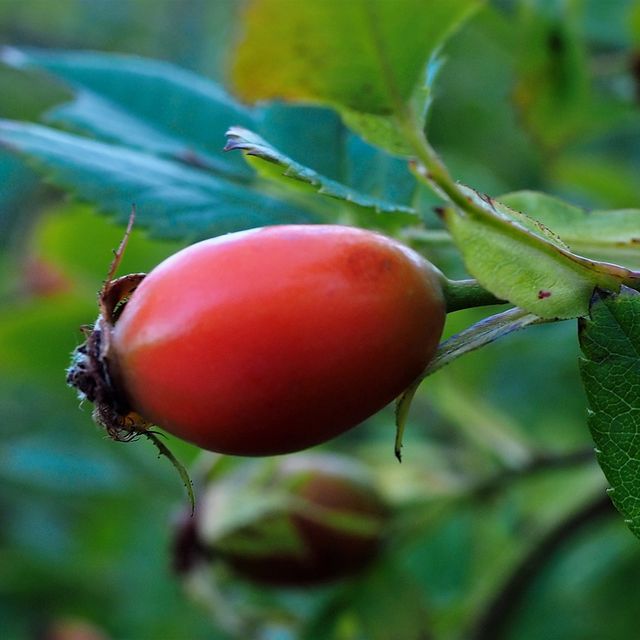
[[70, 224, 446, 456]]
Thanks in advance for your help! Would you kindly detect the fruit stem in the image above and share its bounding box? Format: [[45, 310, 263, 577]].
[[441, 278, 506, 313]]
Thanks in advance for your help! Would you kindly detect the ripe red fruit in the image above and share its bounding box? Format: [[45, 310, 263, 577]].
[[68, 224, 445, 455], [174, 454, 389, 586]]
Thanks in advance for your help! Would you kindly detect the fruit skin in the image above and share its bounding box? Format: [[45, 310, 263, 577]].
[[109, 225, 445, 455], [182, 454, 389, 586]]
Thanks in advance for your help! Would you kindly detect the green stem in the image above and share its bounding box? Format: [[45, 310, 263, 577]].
[[398, 111, 497, 224], [400, 228, 452, 247], [442, 278, 506, 313], [396, 112, 511, 315]]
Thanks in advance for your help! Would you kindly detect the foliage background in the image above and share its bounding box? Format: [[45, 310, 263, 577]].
[[2, 1, 640, 639]]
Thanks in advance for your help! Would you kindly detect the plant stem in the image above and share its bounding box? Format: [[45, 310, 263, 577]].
[[400, 116, 491, 221], [396, 112, 512, 315], [471, 447, 595, 499], [468, 493, 613, 640], [442, 278, 506, 313], [400, 228, 453, 247]]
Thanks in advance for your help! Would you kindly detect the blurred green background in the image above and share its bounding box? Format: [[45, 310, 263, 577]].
[[2, 1, 640, 639]]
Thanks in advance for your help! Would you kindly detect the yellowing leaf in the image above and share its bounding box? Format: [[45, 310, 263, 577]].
[[232, 0, 480, 115]]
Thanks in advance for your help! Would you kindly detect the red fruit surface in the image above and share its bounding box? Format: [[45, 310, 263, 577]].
[[110, 225, 445, 455]]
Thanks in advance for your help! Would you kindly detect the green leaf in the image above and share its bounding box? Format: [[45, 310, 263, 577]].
[[339, 55, 444, 156], [2, 49, 425, 235], [232, 0, 481, 154], [442, 185, 640, 319], [579, 287, 640, 539], [0, 120, 316, 240], [225, 126, 415, 217], [233, 0, 478, 113], [8, 49, 408, 196], [499, 190, 640, 270], [3, 47, 256, 180], [344, 133, 418, 207], [257, 103, 346, 180]]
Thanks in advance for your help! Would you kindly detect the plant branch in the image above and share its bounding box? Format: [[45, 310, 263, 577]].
[[471, 447, 595, 499], [468, 493, 614, 640], [400, 117, 492, 222]]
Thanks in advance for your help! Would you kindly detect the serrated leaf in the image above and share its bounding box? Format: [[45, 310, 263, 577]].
[[345, 132, 418, 207], [339, 55, 444, 157], [499, 190, 640, 269], [257, 102, 346, 180], [0, 120, 315, 240], [3, 47, 255, 179], [579, 287, 640, 539], [233, 0, 478, 113], [2, 49, 425, 235], [225, 126, 415, 217], [442, 185, 640, 319], [232, 0, 481, 155], [8, 48, 413, 197]]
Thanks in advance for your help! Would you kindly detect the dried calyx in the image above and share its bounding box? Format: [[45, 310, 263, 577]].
[[65, 212, 196, 511], [66, 272, 147, 441]]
